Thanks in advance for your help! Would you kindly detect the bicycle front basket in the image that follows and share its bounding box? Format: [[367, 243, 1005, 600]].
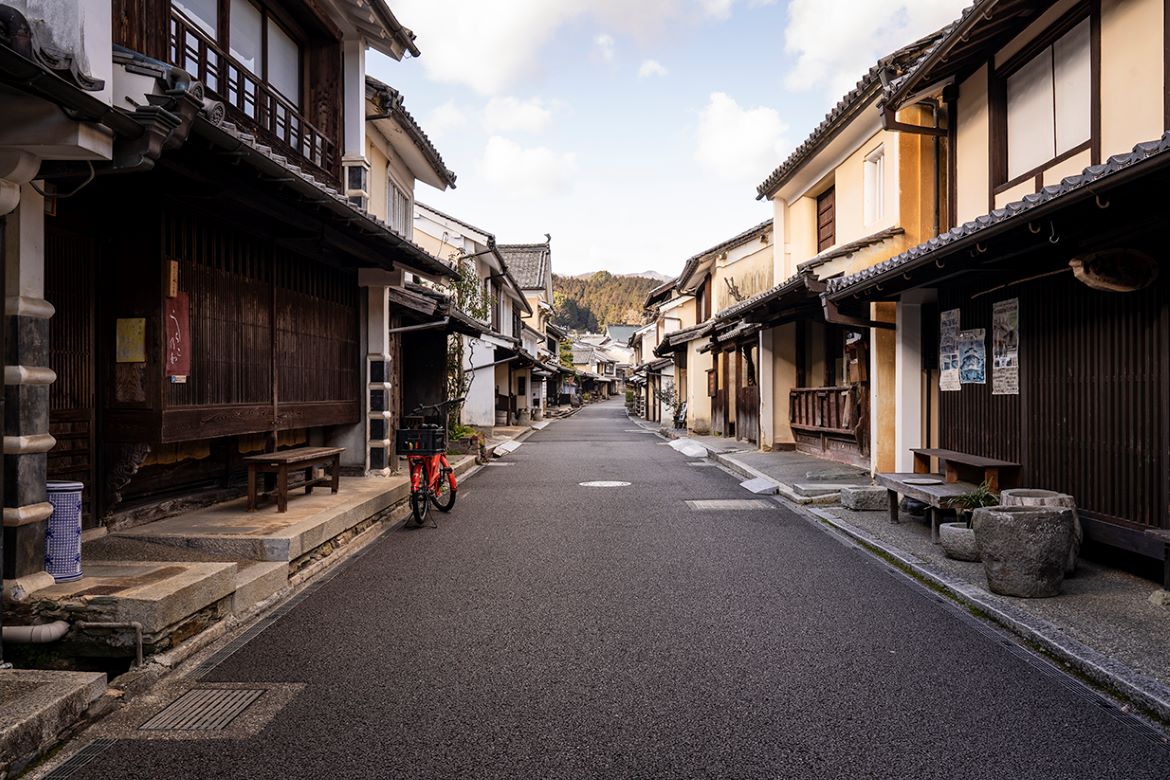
[[395, 427, 446, 456]]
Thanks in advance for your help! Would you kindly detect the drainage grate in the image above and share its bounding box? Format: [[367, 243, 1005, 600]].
[[43, 739, 118, 779], [140, 688, 265, 732], [685, 499, 774, 511]]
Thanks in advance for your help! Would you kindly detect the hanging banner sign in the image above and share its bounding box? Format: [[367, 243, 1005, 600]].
[[959, 328, 986, 385], [992, 298, 1019, 396], [164, 292, 190, 379], [939, 309, 960, 391]]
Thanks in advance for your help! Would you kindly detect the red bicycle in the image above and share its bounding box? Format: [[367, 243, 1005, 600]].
[[396, 398, 463, 526]]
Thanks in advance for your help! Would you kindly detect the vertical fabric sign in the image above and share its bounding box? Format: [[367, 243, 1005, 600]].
[[959, 328, 987, 384], [164, 292, 191, 378], [992, 298, 1020, 395], [939, 309, 961, 391]]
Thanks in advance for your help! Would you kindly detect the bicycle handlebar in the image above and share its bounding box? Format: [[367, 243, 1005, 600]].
[[408, 397, 466, 417]]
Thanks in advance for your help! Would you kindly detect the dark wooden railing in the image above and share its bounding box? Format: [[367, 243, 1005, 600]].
[[789, 385, 862, 435], [169, 8, 338, 183]]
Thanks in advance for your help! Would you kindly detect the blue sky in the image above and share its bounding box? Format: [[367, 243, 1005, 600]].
[[368, 0, 966, 277]]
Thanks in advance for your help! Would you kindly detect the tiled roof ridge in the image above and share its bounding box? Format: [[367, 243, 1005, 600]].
[[755, 29, 946, 201], [827, 131, 1170, 296], [366, 76, 456, 189], [675, 218, 773, 291]]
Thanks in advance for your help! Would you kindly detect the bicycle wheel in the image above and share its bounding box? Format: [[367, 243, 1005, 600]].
[[430, 465, 457, 512], [410, 488, 430, 524]]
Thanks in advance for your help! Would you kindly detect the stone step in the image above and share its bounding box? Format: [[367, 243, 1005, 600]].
[[792, 482, 865, 498], [232, 561, 289, 615], [117, 476, 412, 563], [30, 561, 237, 640], [0, 669, 107, 776]]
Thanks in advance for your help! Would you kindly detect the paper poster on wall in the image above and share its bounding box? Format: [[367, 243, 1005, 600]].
[[992, 298, 1019, 395], [115, 318, 146, 363], [959, 328, 987, 384], [939, 309, 961, 391]]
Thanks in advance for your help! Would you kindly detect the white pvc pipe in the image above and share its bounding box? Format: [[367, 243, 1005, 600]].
[[2, 620, 69, 644]]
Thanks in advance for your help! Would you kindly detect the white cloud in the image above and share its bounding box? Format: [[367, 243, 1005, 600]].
[[478, 136, 577, 199], [483, 97, 554, 134], [638, 59, 669, 78], [594, 33, 617, 63], [390, 0, 777, 95], [423, 100, 468, 139], [784, 0, 967, 97], [694, 92, 788, 183]]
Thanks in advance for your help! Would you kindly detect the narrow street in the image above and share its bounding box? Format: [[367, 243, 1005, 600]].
[[53, 401, 1169, 779]]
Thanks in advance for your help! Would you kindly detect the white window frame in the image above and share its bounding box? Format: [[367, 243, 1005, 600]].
[[388, 176, 412, 239], [863, 145, 885, 226]]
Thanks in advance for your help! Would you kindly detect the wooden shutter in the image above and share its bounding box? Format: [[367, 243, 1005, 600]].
[[817, 187, 836, 252]]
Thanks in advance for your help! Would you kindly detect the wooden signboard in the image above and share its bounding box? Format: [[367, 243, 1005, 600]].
[[164, 292, 190, 379]]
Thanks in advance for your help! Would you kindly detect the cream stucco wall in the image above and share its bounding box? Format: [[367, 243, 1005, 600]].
[[365, 125, 416, 233], [956, 0, 1165, 221], [712, 242, 773, 314], [1101, 0, 1164, 154], [955, 64, 991, 224]]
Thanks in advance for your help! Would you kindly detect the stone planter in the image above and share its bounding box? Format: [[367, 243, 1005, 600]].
[[972, 506, 1075, 598], [1000, 489, 1080, 574], [516, 408, 531, 424], [939, 521, 980, 562]]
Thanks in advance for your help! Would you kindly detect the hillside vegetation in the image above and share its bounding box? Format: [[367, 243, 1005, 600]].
[[552, 271, 660, 332]]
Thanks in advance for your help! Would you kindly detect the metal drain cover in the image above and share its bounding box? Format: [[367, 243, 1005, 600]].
[[140, 688, 265, 731], [685, 499, 774, 511]]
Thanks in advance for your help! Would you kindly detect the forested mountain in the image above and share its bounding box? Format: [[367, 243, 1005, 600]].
[[552, 271, 661, 332]]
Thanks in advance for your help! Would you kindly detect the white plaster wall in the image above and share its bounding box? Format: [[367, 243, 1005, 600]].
[[461, 335, 496, 427]]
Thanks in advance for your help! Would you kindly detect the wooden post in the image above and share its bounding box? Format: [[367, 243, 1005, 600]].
[[888, 489, 900, 525]]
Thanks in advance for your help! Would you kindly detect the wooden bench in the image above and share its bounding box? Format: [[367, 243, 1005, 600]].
[[910, 448, 1020, 492], [243, 447, 344, 513], [874, 472, 978, 542]]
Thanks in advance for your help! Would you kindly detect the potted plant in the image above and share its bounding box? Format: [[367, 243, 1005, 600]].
[[939, 481, 998, 562]]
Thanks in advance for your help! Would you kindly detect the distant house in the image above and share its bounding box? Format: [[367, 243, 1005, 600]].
[[606, 324, 638, 344], [499, 240, 567, 417]]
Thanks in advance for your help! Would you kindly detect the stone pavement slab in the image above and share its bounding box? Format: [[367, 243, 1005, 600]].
[[32, 561, 237, 635], [0, 669, 107, 776], [117, 476, 411, 562]]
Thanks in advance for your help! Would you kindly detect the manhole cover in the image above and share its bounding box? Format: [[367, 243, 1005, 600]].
[[140, 688, 265, 731], [685, 499, 774, 511], [485, 462, 515, 466], [687, 462, 718, 467], [579, 481, 630, 487]]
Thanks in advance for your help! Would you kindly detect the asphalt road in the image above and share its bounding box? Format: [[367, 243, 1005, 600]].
[[67, 401, 1170, 778]]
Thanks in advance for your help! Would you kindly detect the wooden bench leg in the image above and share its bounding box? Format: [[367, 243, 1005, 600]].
[[247, 466, 257, 512], [331, 454, 340, 494], [930, 507, 940, 544], [1163, 542, 1170, 592], [277, 464, 288, 513], [304, 466, 314, 495], [887, 489, 899, 525]]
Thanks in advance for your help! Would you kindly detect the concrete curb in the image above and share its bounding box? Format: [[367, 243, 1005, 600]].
[[799, 503, 1170, 726]]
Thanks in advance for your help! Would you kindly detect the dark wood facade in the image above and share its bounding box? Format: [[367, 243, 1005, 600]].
[[45, 169, 362, 523], [939, 270, 1168, 552]]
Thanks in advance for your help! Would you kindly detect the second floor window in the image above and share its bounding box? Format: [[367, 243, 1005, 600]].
[[816, 187, 835, 252], [863, 147, 884, 226], [174, 0, 303, 108], [389, 179, 411, 238], [1003, 17, 1091, 181]]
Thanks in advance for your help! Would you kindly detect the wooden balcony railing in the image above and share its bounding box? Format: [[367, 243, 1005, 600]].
[[169, 8, 339, 183], [789, 385, 865, 436]]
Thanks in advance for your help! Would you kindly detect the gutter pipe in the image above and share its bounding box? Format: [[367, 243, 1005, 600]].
[[2, 620, 69, 644]]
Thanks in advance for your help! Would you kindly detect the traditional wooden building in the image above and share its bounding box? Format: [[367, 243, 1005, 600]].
[[826, 0, 1170, 561], [0, 0, 457, 603], [712, 33, 944, 468]]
